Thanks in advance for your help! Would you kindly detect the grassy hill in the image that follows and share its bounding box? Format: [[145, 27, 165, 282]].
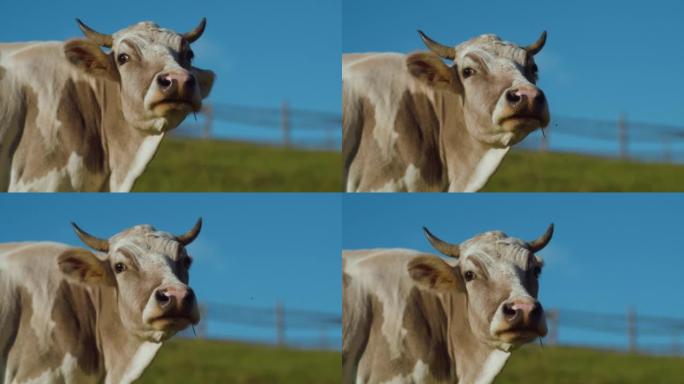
[[138, 339, 340, 384], [134, 139, 684, 192], [138, 339, 684, 384], [133, 138, 341, 192], [499, 345, 684, 384], [484, 150, 684, 191]]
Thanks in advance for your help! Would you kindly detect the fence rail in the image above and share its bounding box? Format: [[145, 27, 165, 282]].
[[182, 301, 684, 356], [173, 101, 341, 150], [180, 301, 341, 350], [545, 307, 684, 356], [175, 104, 684, 163], [519, 114, 684, 163]]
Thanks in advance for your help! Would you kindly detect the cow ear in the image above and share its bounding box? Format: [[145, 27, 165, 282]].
[[192, 67, 215, 99], [58, 248, 115, 286], [408, 255, 464, 292], [64, 39, 118, 81], [406, 52, 459, 91]]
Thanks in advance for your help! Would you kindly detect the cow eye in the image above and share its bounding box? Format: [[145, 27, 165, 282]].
[[117, 53, 130, 66], [464, 271, 476, 282], [461, 67, 476, 79], [114, 262, 127, 274]]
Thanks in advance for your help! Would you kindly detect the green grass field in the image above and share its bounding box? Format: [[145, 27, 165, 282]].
[[138, 339, 683, 384], [133, 139, 684, 192], [137, 339, 340, 384], [484, 149, 684, 192], [133, 138, 341, 192], [499, 345, 684, 384]]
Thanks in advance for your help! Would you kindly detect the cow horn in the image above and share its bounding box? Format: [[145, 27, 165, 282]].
[[71, 223, 109, 252], [75, 19, 113, 48], [423, 227, 460, 258], [183, 18, 207, 43], [417, 30, 456, 60], [176, 218, 203, 246], [525, 31, 547, 56], [527, 223, 554, 253]]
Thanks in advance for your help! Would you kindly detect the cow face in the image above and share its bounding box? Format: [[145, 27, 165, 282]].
[[57, 219, 202, 342], [406, 32, 549, 147], [411, 224, 553, 351], [64, 19, 215, 133]]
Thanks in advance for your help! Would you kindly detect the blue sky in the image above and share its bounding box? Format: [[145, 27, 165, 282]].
[[344, 194, 684, 351], [0, 0, 340, 145], [0, 194, 341, 346], [344, 0, 684, 159]]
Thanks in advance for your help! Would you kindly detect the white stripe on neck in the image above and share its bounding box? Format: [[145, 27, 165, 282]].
[[462, 147, 509, 192], [473, 349, 511, 384]]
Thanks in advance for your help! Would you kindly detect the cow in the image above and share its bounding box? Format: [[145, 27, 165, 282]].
[[0, 19, 215, 191], [0, 219, 202, 383], [343, 224, 554, 384], [343, 31, 550, 192]]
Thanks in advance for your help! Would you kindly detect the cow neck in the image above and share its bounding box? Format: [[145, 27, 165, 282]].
[[441, 290, 511, 384], [96, 78, 164, 192], [433, 90, 509, 192], [91, 284, 162, 384]]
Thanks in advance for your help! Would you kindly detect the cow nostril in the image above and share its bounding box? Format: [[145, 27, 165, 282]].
[[530, 303, 542, 320], [183, 289, 196, 305], [506, 90, 521, 104], [155, 289, 170, 304], [502, 303, 518, 319], [157, 74, 172, 88], [185, 75, 196, 88]]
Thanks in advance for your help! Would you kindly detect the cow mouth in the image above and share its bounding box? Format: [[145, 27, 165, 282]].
[[150, 98, 198, 113], [498, 114, 542, 126], [149, 314, 198, 330], [496, 327, 545, 343]]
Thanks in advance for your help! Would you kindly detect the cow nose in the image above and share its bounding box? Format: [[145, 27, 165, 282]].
[[154, 286, 195, 309], [156, 72, 195, 92], [505, 86, 545, 108], [502, 299, 542, 323]]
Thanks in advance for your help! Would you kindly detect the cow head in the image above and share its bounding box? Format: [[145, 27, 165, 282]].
[[57, 219, 202, 342], [406, 31, 550, 147], [63, 19, 215, 133], [409, 224, 553, 351]]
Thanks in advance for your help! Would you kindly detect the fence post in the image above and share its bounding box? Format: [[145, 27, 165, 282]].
[[547, 308, 559, 346], [673, 331, 681, 356], [619, 114, 628, 159], [540, 127, 549, 152], [276, 301, 285, 347], [663, 138, 672, 163], [281, 100, 291, 147], [202, 104, 214, 139], [197, 304, 208, 338], [627, 307, 637, 353]]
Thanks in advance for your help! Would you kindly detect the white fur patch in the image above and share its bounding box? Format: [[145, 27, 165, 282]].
[[115, 342, 162, 384], [369, 164, 442, 192], [9, 152, 91, 192], [381, 360, 436, 384], [473, 349, 510, 384], [110, 134, 163, 192], [460, 147, 509, 192], [344, 250, 419, 360]]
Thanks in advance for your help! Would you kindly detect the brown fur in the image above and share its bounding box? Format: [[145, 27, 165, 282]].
[[346, 96, 407, 191], [393, 91, 445, 186]]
